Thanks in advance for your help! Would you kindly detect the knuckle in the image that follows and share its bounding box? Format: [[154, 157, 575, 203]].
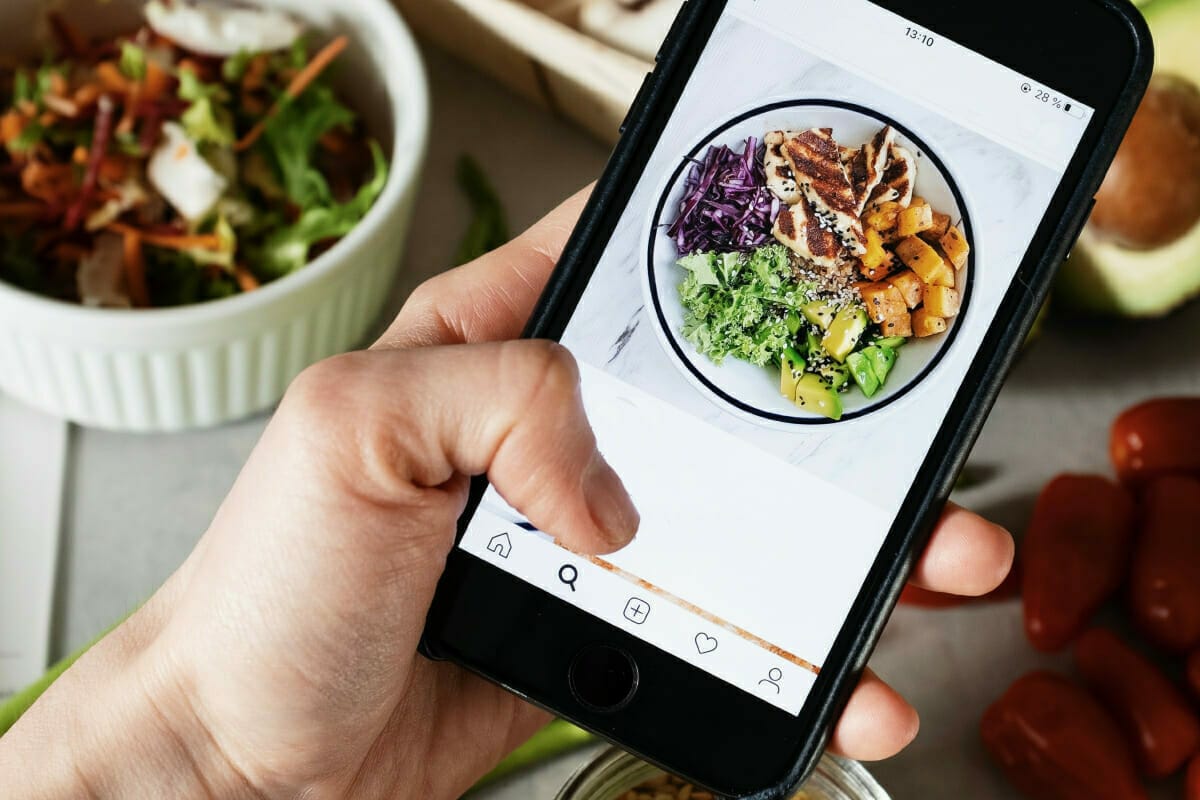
[[283, 352, 370, 420], [515, 340, 580, 399]]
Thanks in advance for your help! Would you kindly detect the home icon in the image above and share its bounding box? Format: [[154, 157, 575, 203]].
[[487, 532, 513, 559]]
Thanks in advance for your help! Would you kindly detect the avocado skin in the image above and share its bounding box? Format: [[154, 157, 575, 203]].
[[1056, 0, 1200, 318]]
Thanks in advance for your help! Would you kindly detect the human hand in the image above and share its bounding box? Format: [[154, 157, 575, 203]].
[[0, 188, 1014, 800]]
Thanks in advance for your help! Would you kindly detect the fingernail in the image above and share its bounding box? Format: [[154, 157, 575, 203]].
[[583, 454, 640, 550]]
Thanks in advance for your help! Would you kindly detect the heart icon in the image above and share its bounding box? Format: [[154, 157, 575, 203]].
[[695, 633, 719, 655]]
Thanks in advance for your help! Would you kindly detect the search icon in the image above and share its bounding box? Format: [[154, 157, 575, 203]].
[[559, 564, 579, 592]]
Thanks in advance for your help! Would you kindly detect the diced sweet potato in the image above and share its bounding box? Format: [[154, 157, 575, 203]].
[[865, 201, 903, 233], [887, 270, 924, 309], [878, 311, 913, 339], [860, 229, 894, 279], [920, 211, 952, 242], [897, 202, 934, 237], [913, 308, 948, 338], [860, 258, 894, 282], [860, 282, 908, 326], [895, 237, 954, 287], [923, 284, 961, 318], [940, 225, 971, 270]]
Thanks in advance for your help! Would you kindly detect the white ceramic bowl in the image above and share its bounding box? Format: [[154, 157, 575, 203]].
[[0, 0, 429, 431], [645, 101, 973, 427]]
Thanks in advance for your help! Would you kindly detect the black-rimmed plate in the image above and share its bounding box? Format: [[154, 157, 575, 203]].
[[644, 99, 975, 427]]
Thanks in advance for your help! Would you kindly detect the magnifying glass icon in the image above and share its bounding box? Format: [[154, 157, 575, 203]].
[[558, 564, 579, 592]]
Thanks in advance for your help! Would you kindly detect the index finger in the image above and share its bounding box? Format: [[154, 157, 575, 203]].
[[374, 185, 594, 351]]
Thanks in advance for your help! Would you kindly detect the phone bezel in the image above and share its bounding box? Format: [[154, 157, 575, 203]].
[[423, 1, 1153, 796]]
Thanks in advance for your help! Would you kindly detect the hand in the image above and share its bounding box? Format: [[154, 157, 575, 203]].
[[0, 188, 1013, 800]]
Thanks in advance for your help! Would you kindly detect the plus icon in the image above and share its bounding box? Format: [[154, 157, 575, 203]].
[[623, 598, 651, 625]]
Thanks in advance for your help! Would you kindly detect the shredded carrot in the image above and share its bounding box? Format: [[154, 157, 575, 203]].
[[95, 62, 130, 95], [0, 111, 26, 145], [107, 222, 224, 252], [116, 84, 141, 136], [234, 266, 260, 293], [142, 61, 172, 104], [235, 35, 349, 152], [121, 229, 151, 308]]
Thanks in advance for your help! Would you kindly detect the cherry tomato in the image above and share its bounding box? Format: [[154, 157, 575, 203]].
[[1130, 476, 1200, 653], [982, 671, 1147, 800], [1074, 628, 1200, 777], [1188, 755, 1200, 800], [1022, 475, 1136, 651], [1111, 398, 1200, 484]]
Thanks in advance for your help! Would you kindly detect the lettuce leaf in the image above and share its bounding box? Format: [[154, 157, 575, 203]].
[[677, 244, 813, 367], [260, 82, 355, 210], [253, 140, 387, 276], [178, 68, 235, 147]]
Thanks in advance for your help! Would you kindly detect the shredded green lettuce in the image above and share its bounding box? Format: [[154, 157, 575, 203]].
[[678, 245, 813, 367], [254, 140, 388, 276], [178, 68, 235, 147], [260, 82, 355, 210], [119, 42, 147, 81]]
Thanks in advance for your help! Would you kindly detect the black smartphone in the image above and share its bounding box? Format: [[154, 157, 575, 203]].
[[424, 1, 1152, 796]]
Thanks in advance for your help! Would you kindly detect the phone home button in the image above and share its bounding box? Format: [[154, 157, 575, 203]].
[[569, 645, 639, 712]]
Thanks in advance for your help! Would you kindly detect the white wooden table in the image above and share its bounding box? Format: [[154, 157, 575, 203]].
[[37, 40, 1198, 800]]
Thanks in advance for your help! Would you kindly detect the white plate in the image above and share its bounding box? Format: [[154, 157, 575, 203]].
[[643, 100, 973, 427]]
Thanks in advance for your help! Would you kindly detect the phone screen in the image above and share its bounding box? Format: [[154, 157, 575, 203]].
[[459, 0, 1092, 715]]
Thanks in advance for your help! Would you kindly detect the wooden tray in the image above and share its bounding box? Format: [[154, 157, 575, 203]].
[[392, 0, 652, 143]]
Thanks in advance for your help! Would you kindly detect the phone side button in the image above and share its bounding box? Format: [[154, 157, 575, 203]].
[[619, 73, 654, 136], [569, 645, 640, 713]]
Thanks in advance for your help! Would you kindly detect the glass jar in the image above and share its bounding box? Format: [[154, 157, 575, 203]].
[[555, 747, 891, 800]]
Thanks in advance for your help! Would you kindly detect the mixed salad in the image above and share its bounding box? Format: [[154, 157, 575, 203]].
[[668, 126, 970, 420], [0, 1, 387, 308]]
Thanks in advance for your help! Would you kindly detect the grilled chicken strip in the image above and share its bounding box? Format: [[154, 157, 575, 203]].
[[764, 130, 802, 205], [782, 128, 867, 255], [772, 196, 844, 271], [847, 126, 896, 214], [867, 144, 918, 209]]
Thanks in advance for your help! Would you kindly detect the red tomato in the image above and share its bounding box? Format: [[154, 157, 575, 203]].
[[982, 671, 1148, 800], [1111, 398, 1200, 484], [1073, 628, 1200, 777], [1022, 475, 1136, 651], [1188, 756, 1200, 800], [1190, 650, 1200, 702], [1130, 476, 1200, 652]]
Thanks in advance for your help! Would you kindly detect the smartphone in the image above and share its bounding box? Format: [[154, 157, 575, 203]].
[[424, 1, 1152, 795]]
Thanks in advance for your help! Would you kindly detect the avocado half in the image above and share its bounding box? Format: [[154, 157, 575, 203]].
[[1057, 0, 1200, 317]]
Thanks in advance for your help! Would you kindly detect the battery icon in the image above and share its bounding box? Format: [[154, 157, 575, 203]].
[[1064, 102, 1086, 120]]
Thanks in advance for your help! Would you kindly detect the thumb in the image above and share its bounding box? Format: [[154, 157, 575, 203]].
[[283, 339, 640, 555]]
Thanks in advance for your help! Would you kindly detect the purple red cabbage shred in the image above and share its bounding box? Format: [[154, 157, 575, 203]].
[[667, 137, 781, 256]]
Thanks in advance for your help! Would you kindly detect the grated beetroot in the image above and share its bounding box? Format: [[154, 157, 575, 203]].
[[667, 137, 780, 256]]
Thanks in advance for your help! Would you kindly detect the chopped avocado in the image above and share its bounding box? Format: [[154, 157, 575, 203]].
[[822, 306, 869, 363], [817, 361, 850, 392], [793, 374, 844, 420], [802, 300, 838, 331], [873, 336, 908, 350], [846, 352, 880, 398], [863, 345, 898, 385], [1056, 0, 1200, 317], [805, 329, 823, 356], [780, 348, 806, 401]]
